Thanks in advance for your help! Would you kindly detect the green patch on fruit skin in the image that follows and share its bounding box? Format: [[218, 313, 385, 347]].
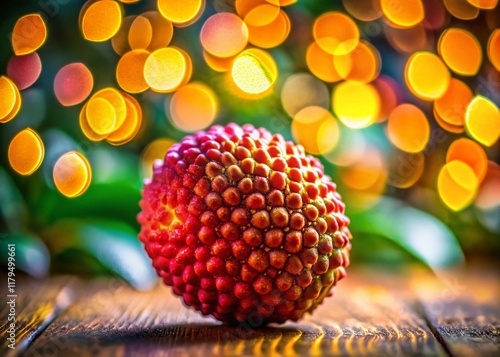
[[349, 197, 465, 275]]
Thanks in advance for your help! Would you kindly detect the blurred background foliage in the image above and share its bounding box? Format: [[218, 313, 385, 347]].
[[0, 0, 499, 289]]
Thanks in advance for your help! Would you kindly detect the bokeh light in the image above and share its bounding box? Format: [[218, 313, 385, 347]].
[[246, 9, 290, 48], [111, 15, 135, 56], [106, 93, 142, 145], [306, 41, 342, 83], [313, 12, 360, 55], [235, 0, 282, 21], [387, 151, 425, 189], [281, 73, 330, 117], [488, 29, 500, 72], [231, 48, 277, 95], [128, 16, 153, 50], [332, 81, 380, 129], [340, 147, 387, 209], [438, 160, 478, 211], [373, 75, 401, 122], [80, 0, 123, 42], [342, 0, 382, 22], [433, 106, 465, 134], [79, 103, 108, 142], [143, 47, 188, 93], [200, 13, 248, 58], [12, 14, 47, 55], [443, 0, 479, 20], [92, 88, 127, 130], [323, 127, 367, 167], [434, 78, 472, 127], [438, 28, 482, 76], [0, 76, 21, 123], [446, 138, 487, 183], [475, 162, 500, 211], [143, 11, 174, 52], [53, 151, 92, 198], [53, 63, 94, 107], [157, 0, 205, 26], [79, 89, 142, 145], [405, 51, 450, 100], [116, 49, 150, 93], [333, 40, 381, 82], [86, 97, 117, 135], [342, 148, 385, 191], [8, 128, 44, 175], [380, 0, 424, 27], [141, 138, 175, 178], [243, 2, 280, 27], [465, 95, 500, 147], [384, 23, 430, 54], [291, 106, 339, 155], [203, 51, 235, 72], [6, 52, 42, 90], [387, 104, 430, 153], [466, 0, 498, 9], [169, 82, 218, 132], [176, 47, 193, 87]]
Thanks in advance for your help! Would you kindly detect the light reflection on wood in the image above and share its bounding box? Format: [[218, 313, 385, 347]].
[[11, 269, 499, 357]]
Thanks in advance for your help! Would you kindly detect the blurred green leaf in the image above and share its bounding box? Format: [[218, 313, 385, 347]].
[[1, 232, 50, 278], [349, 232, 423, 268], [34, 182, 141, 228], [87, 146, 142, 187], [349, 197, 465, 273], [51, 247, 113, 277], [43, 220, 156, 290], [0, 167, 28, 230]]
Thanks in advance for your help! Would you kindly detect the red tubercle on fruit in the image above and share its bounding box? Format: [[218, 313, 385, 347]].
[[240, 158, 255, 174], [248, 249, 269, 272], [289, 181, 303, 193], [254, 162, 270, 177], [234, 146, 252, 160], [254, 176, 270, 193], [220, 222, 240, 240], [251, 210, 271, 229], [265, 229, 284, 248], [232, 240, 251, 260], [222, 187, 241, 206], [271, 157, 287, 172], [286, 193, 303, 209], [270, 207, 289, 227], [242, 227, 263, 246], [284, 230, 303, 254], [270, 171, 287, 190], [138, 123, 352, 325], [237, 177, 254, 194], [290, 212, 306, 230], [266, 146, 282, 158]]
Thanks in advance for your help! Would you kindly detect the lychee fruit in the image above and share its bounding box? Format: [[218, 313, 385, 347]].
[[138, 123, 352, 325]]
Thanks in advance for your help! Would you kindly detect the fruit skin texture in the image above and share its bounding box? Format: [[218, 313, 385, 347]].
[[138, 123, 352, 325]]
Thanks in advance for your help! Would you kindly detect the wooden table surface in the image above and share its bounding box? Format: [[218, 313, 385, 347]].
[[1, 267, 499, 357]]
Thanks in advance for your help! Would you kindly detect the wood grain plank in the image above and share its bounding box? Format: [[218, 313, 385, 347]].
[[0, 276, 77, 356], [25, 269, 445, 357], [415, 268, 500, 357]]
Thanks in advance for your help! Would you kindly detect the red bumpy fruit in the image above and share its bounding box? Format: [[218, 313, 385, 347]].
[[138, 123, 352, 325]]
